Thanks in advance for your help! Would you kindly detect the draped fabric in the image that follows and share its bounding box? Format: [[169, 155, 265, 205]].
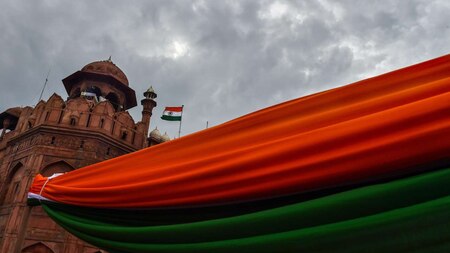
[[28, 55, 450, 252]]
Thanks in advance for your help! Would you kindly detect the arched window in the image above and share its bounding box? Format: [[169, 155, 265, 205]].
[[105, 93, 120, 111], [70, 87, 81, 99], [41, 161, 74, 177], [91, 86, 101, 97], [0, 162, 25, 205], [121, 131, 128, 140], [44, 111, 50, 121], [70, 117, 77, 126]]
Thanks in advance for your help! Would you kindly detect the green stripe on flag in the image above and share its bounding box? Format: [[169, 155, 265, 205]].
[[161, 115, 182, 121]]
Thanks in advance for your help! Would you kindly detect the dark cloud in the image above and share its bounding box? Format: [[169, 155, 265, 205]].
[[1, 0, 449, 138]]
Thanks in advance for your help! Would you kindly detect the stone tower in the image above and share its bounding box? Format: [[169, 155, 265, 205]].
[[141, 86, 157, 140], [0, 59, 166, 253]]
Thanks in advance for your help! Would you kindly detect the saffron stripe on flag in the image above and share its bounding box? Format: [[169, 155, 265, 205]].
[[165, 106, 183, 112]]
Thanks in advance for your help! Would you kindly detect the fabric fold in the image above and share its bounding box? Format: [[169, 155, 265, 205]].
[[41, 168, 450, 244], [27, 54, 450, 252], [28, 55, 450, 208]]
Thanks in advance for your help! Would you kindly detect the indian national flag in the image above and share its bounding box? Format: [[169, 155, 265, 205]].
[[161, 106, 183, 121]]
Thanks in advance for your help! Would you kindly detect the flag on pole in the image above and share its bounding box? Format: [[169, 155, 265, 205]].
[[161, 106, 183, 121]]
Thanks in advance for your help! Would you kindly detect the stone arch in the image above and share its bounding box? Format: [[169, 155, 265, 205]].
[[62, 98, 91, 126], [1, 162, 26, 204], [65, 97, 91, 111], [113, 111, 135, 138], [41, 160, 74, 177], [34, 101, 47, 124], [92, 101, 115, 115], [120, 128, 129, 141], [70, 87, 81, 99], [105, 92, 120, 111], [6, 161, 24, 182], [115, 111, 134, 125], [21, 242, 54, 253], [14, 107, 33, 133], [70, 117, 77, 126], [46, 93, 64, 109], [90, 86, 102, 98], [35, 100, 47, 109], [44, 94, 65, 124], [90, 101, 115, 131]]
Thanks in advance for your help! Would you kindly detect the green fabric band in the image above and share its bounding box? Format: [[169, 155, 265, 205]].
[[42, 168, 450, 252]]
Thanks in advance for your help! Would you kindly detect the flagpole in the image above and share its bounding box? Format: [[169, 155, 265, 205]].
[[178, 105, 184, 138], [38, 68, 51, 103]]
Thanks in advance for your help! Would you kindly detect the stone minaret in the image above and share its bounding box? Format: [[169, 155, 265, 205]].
[[141, 86, 157, 136]]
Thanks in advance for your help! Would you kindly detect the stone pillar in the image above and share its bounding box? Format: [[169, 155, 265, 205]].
[[7, 154, 43, 253]]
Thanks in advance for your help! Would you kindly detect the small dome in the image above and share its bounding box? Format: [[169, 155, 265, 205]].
[[81, 59, 129, 86], [150, 127, 161, 139], [161, 132, 171, 142]]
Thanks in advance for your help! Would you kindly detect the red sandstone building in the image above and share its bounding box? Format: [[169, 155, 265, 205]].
[[0, 59, 169, 253]]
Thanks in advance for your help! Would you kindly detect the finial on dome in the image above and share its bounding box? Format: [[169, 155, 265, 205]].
[[107, 56, 112, 62], [150, 127, 161, 140], [161, 132, 171, 142]]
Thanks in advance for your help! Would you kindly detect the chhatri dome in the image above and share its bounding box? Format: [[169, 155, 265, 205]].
[[62, 57, 137, 110], [81, 57, 129, 86]]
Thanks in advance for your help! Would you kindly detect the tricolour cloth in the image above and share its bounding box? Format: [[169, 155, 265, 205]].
[[161, 106, 183, 121], [28, 55, 450, 252]]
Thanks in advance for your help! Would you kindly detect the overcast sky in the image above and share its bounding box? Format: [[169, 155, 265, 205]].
[[1, 0, 449, 138]]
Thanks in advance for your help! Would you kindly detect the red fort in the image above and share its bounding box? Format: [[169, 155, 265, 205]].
[[0, 59, 168, 253]]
